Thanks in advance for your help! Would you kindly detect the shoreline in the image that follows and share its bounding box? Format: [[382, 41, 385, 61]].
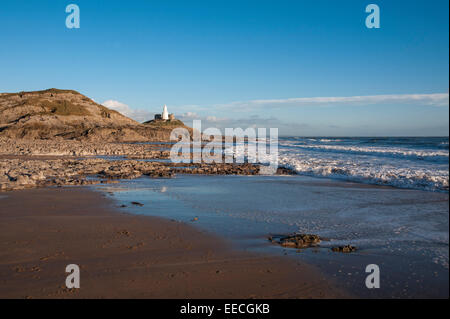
[[0, 186, 347, 299], [1, 138, 448, 194], [0, 139, 265, 192]]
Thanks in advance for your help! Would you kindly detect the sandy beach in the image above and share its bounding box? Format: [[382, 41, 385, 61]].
[[0, 186, 346, 299]]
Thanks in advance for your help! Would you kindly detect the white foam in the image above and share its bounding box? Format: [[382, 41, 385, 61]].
[[227, 139, 449, 192], [278, 154, 449, 192], [280, 143, 449, 162]]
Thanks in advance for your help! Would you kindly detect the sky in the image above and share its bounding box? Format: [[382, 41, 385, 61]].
[[0, 0, 448, 136]]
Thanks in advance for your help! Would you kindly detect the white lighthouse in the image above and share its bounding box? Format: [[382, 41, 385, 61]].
[[162, 104, 169, 120]]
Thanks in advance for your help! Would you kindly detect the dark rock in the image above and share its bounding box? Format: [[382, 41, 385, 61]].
[[269, 233, 321, 249], [331, 245, 357, 253], [131, 201, 144, 207], [276, 166, 297, 175]]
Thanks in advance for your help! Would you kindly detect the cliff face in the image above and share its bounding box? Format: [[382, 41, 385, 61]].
[[0, 89, 190, 142]]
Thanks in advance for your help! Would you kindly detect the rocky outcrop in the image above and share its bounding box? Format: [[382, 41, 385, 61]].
[[0, 89, 190, 142], [0, 157, 261, 191], [0, 138, 261, 191], [268, 234, 321, 249], [0, 138, 169, 157], [331, 245, 357, 253]]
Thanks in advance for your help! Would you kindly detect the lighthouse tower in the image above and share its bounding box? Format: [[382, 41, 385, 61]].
[[162, 104, 169, 120]]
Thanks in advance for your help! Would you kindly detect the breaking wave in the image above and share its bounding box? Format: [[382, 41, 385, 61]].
[[228, 137, 449, 192]]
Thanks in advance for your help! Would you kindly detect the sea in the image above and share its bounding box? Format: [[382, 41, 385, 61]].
[[242, 136, 449, 193]]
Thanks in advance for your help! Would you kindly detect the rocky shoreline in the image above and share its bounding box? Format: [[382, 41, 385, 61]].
[[0, 139, 267, 191], [0, 138, 169, 157]]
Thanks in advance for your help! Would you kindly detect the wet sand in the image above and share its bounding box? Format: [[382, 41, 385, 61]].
[[101, 175, 449, 298], [0, 187, 346, 299]]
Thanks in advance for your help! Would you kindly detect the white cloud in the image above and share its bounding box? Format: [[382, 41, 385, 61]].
[[177, 112, 302, 135], [102, 100, 129, 114], [206, 115, 227, 122], [102, 100, 153, 123], [180, 111, 200, 119], [178, 112, 229, 124], [215, 93, 449, 110]]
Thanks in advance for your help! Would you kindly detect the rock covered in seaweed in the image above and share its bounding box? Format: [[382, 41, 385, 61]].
[[268, 233, 321, 249], [331, 245, 357, 253]]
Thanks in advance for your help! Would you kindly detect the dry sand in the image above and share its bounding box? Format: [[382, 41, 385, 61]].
[[0, 187, 346, 299]]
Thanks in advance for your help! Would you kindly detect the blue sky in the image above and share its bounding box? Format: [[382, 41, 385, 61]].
[[0, 0, 448, 136]]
